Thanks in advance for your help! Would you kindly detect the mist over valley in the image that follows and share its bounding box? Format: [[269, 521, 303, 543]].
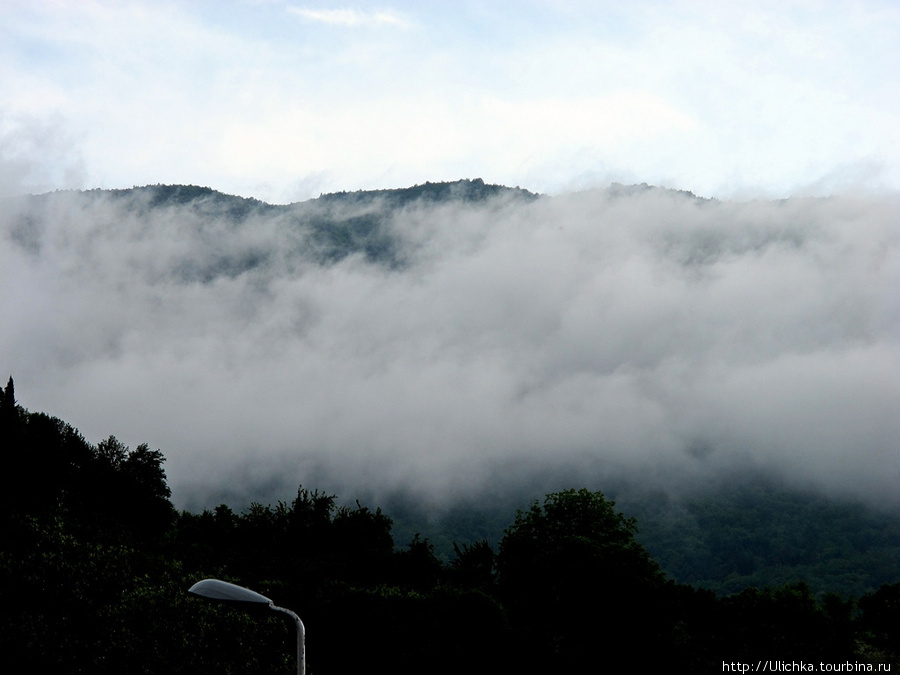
[[2, 180, 897, 521]]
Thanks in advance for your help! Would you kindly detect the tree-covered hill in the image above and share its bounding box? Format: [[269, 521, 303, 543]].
[[2, 378, 899, 673], [9, 179, 538, 274], [380, 476, 900, 599]]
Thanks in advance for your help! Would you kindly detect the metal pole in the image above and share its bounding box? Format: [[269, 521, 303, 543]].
[[270, 603, 306, 675]]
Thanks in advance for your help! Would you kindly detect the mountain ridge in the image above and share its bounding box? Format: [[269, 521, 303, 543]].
[[37, 177, 540, 210]]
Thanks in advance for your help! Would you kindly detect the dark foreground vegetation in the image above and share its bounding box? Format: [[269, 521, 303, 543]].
[[2, 377, 898, 673]]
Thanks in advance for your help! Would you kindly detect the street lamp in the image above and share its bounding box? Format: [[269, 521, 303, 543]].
[[188, 578, 306, 675]]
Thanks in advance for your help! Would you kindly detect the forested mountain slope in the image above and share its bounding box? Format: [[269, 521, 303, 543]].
[[2, 379, 899, 673]]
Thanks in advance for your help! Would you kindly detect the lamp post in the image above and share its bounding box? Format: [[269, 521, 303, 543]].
[[188, 578, 306, 675]]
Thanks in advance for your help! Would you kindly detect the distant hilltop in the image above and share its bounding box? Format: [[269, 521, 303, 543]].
[[7, 179, 716, 273], [20, 178, 719, 210], [312, 177, 540, 206], [75, 178, 540, 210], [8, 179, 543, 275]]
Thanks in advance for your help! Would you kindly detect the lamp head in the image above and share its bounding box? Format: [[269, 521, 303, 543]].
[[188, 579, 272, 606]]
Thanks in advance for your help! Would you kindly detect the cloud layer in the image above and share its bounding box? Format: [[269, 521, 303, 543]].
[[2, 185, 897, 508]]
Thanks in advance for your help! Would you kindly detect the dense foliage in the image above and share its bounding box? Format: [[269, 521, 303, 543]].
[[2, 377, 898, 673]]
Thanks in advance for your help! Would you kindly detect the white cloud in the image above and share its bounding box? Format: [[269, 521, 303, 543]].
[[287, 6, 412, 28]]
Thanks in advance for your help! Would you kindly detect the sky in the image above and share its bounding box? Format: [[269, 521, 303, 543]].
[[1, 1, 898, 511], [1, 0, 899, 203]]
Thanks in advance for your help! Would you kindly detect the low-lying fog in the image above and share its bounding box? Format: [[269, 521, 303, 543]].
[[2, 184, 897, 509]]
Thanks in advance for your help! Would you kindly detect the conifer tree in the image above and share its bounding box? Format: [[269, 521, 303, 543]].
[[0, 376, 16, 423]]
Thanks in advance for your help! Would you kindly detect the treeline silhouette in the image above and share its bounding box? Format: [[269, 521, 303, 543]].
[[1, 377, 898, 673]]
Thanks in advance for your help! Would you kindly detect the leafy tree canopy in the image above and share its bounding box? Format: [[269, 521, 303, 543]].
[[498, 487, 661, 584]]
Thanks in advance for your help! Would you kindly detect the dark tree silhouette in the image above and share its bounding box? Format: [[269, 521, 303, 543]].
[[497, 488, 668, 669]]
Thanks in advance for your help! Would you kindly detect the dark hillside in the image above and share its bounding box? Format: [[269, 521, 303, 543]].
[[1, 379, 899, 672]]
